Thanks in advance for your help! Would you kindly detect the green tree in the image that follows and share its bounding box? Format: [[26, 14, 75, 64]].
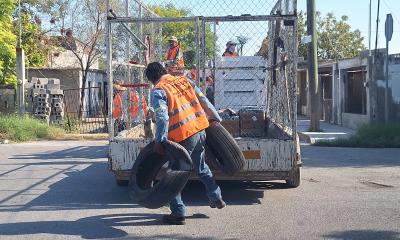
[[297, 11, 307, 60], [236, 35, 249, 56], [150, 4, 215, 66], [0, 0, 17, 86], [13, 13, 51, 67], [317, 13, 365, 59], [298, 11, 366, 60], [0, 0, 55, 86], [27, 0, 125, 118]]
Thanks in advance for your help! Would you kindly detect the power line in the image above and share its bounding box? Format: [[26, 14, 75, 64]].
[[374, 0, 380, 54], [382, 0, 400, 26]]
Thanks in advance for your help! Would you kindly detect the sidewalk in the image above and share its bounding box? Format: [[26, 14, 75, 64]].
[[297, 118, 356, 144]]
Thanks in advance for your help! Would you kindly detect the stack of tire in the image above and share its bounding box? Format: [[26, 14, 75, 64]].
[[129, 122, 245, 209]]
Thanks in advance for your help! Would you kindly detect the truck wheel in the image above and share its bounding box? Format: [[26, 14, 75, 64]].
[[205, 122, 245, 175], [286, 167, 300, 188], [116, 179, 129, 186], [129, 140, 192, 209]]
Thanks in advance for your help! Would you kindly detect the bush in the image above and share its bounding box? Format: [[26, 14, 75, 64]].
[[0, 114, 64, 142], [314, 123, 400, 148]]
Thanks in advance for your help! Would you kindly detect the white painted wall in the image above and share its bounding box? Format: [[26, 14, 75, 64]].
[[48, 46, 99, 70]]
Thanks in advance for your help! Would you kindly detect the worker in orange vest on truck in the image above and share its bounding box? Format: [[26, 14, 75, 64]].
[[165, 36, 185, 76], [222, 40, 239, 57], [112, 82, 148, 132]]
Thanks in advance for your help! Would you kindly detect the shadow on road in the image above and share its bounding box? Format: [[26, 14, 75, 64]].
[[4, 161, 281, 211], [0, 144, 288, 239], [9, 145, 108, 160], [1, 144, 286, 212], [183, 180, 287, 206], [323, 230, 400, 240], [0, 163, 137, 212], [301, 145, 400, 168], [0, 213, 223, 239], [1, 162, 282, 213], [0, 213, 158, 239]]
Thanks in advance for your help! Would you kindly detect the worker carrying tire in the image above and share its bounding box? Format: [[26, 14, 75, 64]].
[[222, 40, 239, 57], [165, 36, 185, 76], [145, 62, 226, 225], [112, 81, 148, 132]]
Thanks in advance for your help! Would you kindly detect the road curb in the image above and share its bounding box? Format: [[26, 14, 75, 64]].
[[297, 132, 311, 143], [53, 134, 108, 141]]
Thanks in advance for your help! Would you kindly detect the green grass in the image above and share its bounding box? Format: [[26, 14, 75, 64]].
[[0, 114, 65, 142], [314, 123, 400, 148]]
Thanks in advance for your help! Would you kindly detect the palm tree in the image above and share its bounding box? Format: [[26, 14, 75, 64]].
[[236, 35, 250, 56]]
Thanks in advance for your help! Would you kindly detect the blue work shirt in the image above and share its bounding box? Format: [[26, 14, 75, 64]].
[[151, 75, 221, 143]]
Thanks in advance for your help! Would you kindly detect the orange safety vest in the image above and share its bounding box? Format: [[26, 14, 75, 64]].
[[165, 45, 185, 67], [222, 51, 239, 57], [165, 45, 185, 76], [155, 74, 209, 142], [113, 92, 148, 120]]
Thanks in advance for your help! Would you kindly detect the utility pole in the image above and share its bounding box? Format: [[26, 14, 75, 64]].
[[16, 48, 25, 117], [16, 0, 25, 117], [368, 0, 372, 56], [384, 14, 393, 123], [374, 0, 381, 54], [307, 0, 320, 131]]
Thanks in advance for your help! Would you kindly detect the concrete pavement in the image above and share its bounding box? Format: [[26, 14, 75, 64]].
[[0, 141, 399, 239], [297, 118, 356, 143]]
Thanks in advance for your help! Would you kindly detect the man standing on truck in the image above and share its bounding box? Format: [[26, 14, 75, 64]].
[[145, 62, 226, 225], [222, 40, 239, 57], [165, 36, 185, 76]]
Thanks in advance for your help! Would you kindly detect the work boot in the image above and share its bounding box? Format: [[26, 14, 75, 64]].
[[209, 199, 226, 209], [162, 214, 186, 225]]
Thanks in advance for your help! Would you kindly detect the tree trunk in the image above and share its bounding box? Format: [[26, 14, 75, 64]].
[[78, 71, 88, 120]]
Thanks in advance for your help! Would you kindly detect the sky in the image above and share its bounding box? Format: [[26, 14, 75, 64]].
[[132, 0, 400, 56], [298, 0, 400, 54]]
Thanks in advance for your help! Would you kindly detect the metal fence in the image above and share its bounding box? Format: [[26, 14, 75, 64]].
[[106, 0, 298, 139], [63, 87, 108, 133]]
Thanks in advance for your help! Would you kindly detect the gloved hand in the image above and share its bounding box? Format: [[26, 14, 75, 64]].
[[209, 119, 219, 126], [153, 142, 165, 155]]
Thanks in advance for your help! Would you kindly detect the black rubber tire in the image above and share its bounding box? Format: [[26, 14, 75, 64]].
[[205, 122, 245, 175], [129, 140, 192, 209], [205, 145, 220, 171], [116, 179, 129, 186], [286, 167, 300, 188]]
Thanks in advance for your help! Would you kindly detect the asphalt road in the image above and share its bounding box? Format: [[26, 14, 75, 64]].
[[0, 141, 399, 240]]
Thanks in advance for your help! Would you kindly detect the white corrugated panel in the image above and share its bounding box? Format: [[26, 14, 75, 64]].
[[215, 56, 267, 111]]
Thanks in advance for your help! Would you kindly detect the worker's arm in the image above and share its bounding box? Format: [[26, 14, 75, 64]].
[[151, 88, 169, 143], [175, 47, 183, 62], [188, 79, 222, 122]]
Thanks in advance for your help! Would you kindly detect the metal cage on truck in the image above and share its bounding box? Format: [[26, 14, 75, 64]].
[[105, 0, 301, 186]]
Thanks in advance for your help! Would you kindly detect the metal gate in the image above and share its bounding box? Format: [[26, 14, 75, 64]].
[[63, 87, 108, 133]]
